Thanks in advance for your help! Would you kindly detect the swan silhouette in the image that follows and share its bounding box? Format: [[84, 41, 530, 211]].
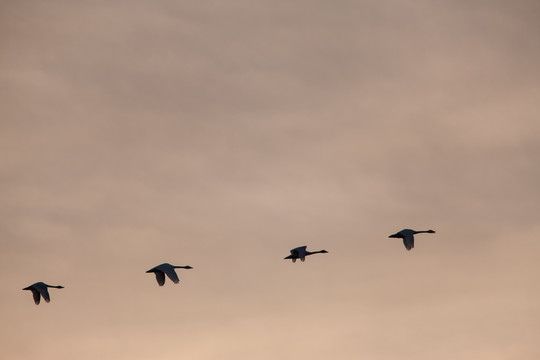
[[146, 263, 193, 286], [284, 246, 328, 263], [23, 282, 64, 305], [388, 229, 435, 250]]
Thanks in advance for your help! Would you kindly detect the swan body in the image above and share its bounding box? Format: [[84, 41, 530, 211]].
[[284, 246, 328, 263], [23, 282, 64, 305], [146, 263, 193, 286], [388, 229, 435, 250]]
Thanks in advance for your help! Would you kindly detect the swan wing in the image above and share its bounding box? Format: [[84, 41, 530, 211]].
[[296, 246, 307, 261], [31, 289, 41, 305], [164, 268, 180, 284], [154, 271, 166, 286], [291, 246, 307, 256], [38, 286, 51, 303], [402, 233, 414, 251]]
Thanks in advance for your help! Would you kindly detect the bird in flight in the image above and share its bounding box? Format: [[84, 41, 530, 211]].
[[284, 246, 328, 263], [146, 263, 193, 286], [388, 229, 435, 250], [23, 282, 64, 305]]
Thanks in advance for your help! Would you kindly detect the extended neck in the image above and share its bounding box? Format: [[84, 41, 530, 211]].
[[414, 230, 434, 234]]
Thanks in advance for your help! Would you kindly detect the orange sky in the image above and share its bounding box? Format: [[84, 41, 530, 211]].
[[1, 1, 539, 359]]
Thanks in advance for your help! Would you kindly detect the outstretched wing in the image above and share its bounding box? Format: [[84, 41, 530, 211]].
[[291, 246, 307, 255], [402, 233, 414, 251], [154, 271, 166, 286], [37, 285, 51, 303], [163, 268, 180, 284], [31, 289, 41, 305], [295, 246, 307, 261]]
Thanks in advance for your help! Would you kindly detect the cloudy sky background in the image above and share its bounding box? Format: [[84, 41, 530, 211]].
[[1, 1, 539, 359]]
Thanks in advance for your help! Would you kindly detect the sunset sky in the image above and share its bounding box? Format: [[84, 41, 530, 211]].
[[1, 1, 539, 359]]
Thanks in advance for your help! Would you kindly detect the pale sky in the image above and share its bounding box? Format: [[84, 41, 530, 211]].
[[1, 1, 539, 359]]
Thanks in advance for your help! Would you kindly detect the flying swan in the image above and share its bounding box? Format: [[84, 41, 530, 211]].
[[146, 263, 193, 286], [284, 246, 328, 263], [23, 282, 64, 305], [388, 229, 435, 250]]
